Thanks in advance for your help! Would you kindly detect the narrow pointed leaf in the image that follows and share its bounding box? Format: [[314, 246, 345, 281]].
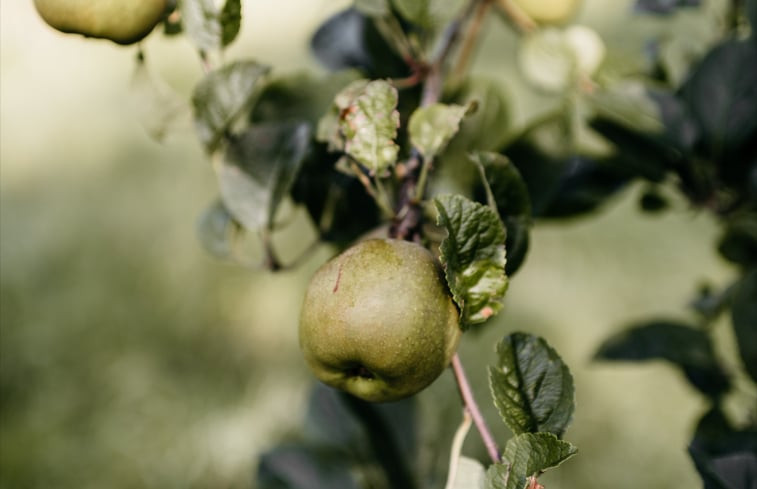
[[192, 61, 270, 151], [489, 333, 575, 437], [434, 194, 507, 328]]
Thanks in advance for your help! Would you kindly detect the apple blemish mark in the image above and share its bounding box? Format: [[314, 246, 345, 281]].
[[333, 264, 343, 293]]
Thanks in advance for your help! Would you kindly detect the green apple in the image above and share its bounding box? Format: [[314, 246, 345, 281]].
[[34, 0, 169, 45], [509, 0, 581, 24], [299, 238, 461, 403]]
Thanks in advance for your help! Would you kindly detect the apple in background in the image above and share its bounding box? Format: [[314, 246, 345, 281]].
[[299, 239, 461, 403], [34, 0, 170, 45]]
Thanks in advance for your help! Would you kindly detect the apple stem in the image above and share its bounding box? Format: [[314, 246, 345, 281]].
[[450, 353, 501, 463]]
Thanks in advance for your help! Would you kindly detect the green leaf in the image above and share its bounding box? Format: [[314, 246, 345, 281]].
[[486, 433, 577, 489], [434, 194, 507, 328], [217, 122, 311, 231], [681, 39, 757, 159], [251, 70, 361, 126], [594, 320, 730, 398], [220, 0, 242, 47], [718, 214, 757, 267], [196, 200, 242, 259], [192, 61, 270, 152], [316, 79, 370, 151], [408, 103, 472, 159], [339, 80, 400, 172], [731, 270, 757, 383], [489, 333, 575, 437], [446, 78, 511, 154], [256, 444, 361, 489], [181, 0, 240, 52], [391, 0, 465, 27], [469, 152, 532, 276], [354, 0, 391, 16]]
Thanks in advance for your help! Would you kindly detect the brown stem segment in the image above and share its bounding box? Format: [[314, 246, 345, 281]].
[[451, 353, 501, 463]]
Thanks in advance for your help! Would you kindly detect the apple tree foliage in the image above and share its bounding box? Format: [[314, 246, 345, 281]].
[[52, 0, 757, 487]]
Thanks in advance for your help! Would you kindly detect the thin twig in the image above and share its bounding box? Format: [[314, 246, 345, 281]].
[[451, 353, 501, 463], [451, 0, 494, 86], [494, 0, 537, 33]]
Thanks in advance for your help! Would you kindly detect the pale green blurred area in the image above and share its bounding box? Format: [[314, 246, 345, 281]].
[[0, 1, 743, 488]]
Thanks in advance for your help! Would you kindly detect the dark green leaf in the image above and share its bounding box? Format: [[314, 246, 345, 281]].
[[434, 194, 508, 328], [196, 200, 242, 259], [220, 0, 242, 47], [681, 39, 757, 163], [250, 71, 361, 126], [469, 152, 532, 276], [718, 215, 757, 267], [354, 0, 391, 16], [690, 448, 757, 489], [192, 61, 270, 152], [731, 270, 757, 383], [256, 444, 361, 489], [218, 122, 311, 231], [181, 0, 223, 52], [409, 103, 472, 159], [638, 186, 669, 213], [594, 320, 730, 397], [634, 0, 700, 15], [302, 384, 418, 489], [310, 8, 409, 78], [291, 144, 381, 247], [749, 0, 757, 35], [489, 333, 575, 437], [486, 433, 577, 489]]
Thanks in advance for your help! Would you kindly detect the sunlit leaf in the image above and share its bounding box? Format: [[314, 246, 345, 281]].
[[486, 433, 577, 489], [434, 194, 507, 328], [408, 102, 472, 159], [192, 60, 270, 151], [450, 456, 487, 489], [217, 122, 311, 231], [489, 333, 575, 437]]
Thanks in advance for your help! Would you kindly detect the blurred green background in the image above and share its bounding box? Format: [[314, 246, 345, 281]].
[[0, 1, 745, 488]]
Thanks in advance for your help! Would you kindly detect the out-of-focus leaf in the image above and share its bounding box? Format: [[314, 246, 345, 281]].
[[518, 28, 575, 93], [489, 333, 574, 438], [217, 122, 311, 231], [445, 78, 511, 155], [449, 456, 486, 489], [302, 384, 418, 489], [291, 144, 381, 247], [634, 0, 700, 14], [486, 433, 577, 489], [130, 53, 191, 142], [690, 448, 757, 489], [588, 83, 664, 135], [192, 61, 270, 151], [594, 320, 730, 398], [681, 39, 757, 166], [718, 215, 757, 267], [408, 103, 472, 159], [196, 200, 242, 259], [469, 152, 531, 276], [391, 0, 465, 28], [638, 186, 669, 213], [311, 8, 409, 78], [749, 0, 757, 35], [220, 0, 242, 47], [256, 444, 361, 489], [338, 80, 400, 172], [731, 270, 757, 383], [434, 194, 507, 328], [250, 70, 361, 126], [181, 0, 241, 52], [355, 0, 391, 16]]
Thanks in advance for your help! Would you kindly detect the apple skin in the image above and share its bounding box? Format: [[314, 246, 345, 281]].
[[299, 239, 461, 403], [510, 0, 581, 24], [34, 0, 169, 45]]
